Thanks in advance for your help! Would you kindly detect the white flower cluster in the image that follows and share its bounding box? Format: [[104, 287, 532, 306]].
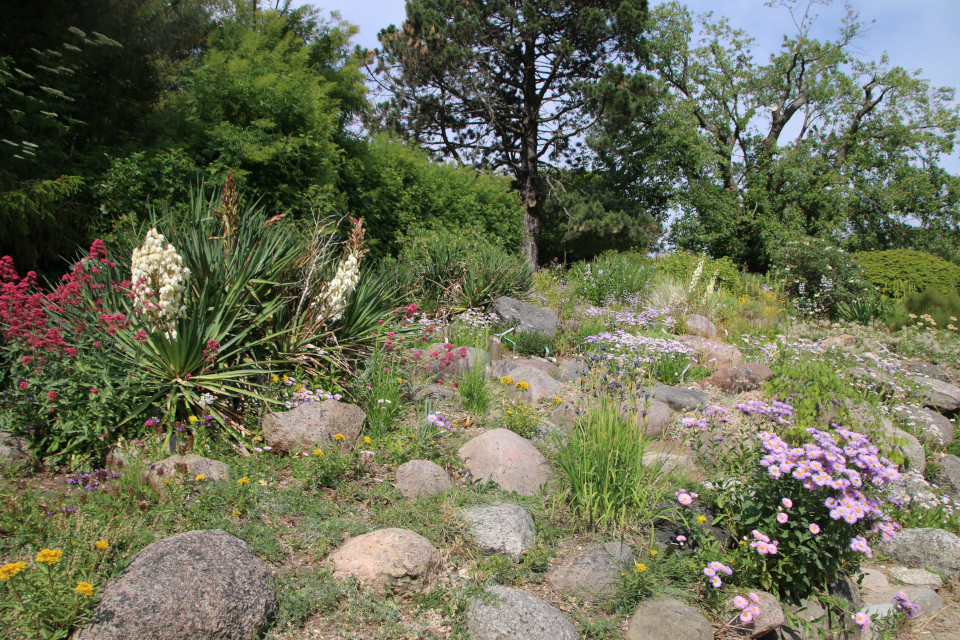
[[131, 228, 190, 339], [319, 252, 360, 321]]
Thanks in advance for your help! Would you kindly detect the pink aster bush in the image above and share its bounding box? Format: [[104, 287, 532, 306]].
[[726, 422, 901, 602]]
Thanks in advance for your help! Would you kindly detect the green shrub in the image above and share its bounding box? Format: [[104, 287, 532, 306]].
[[391, 229, 532, 312], [855, 249, 960, 298], [888, 286, 960, 334], [767, 234, 874, 318], [569, 251, 655, 306], [654, 251, 744, 295]]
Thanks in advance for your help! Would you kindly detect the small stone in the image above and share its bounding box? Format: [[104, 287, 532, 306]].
[[906, 587, 944, 619], [328, 528, 441, 595], [459, 429, 553, 495], [641, 453, 695, 476], [557, 360, 583, 382], [685, 314, 718, 339], [395, 460, 452, 500], [726, 590, 784, 638], [0, 431, 31, 466], [144, 454, 230, 496], [626, 598, 713, 640], [262, 399, 366, 454], [546, 541, 632, 599], [934, 454, 960, 498], [860, 568, 890, 591], [551, 400, 579, 430], [887, 566, 943, 590], [466, 586, 578, 640], [699, 363, 773, 394], [415, 384, 457, 402], [464, 502, 535, 559]]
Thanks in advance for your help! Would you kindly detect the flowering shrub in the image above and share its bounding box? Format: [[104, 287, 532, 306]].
[[569, 251, 655, 306], [0, 243, 153, 463], [724, 425, 901, 602]]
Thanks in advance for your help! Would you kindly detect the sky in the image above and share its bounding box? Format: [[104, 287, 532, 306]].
[[295, 0, 960, 172]]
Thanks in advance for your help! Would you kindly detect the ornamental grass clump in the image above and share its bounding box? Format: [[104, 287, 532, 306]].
[[717, 423, 901, 603]]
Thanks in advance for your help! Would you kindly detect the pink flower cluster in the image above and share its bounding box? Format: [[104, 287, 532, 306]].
[[703, 560, 732, 588], [676, 488, 699, 505], [732, 592, 762, 624], [849, 535, 873, 558], [749, 530, 779, 555]]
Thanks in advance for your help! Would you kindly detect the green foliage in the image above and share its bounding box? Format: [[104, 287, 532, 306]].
[[654, 252, 744, 295], [553, 397, 668, 532], [834, 295, 900, 326], [569, 251, 655, 305], [764, 359, 866, 430], [507, 330, 555, 358], [855, 249, 960, 298], [888, 286, 960, 334], [496, 399, 542, 440], [294, 445, 370, 491], [458, 351, 492, 417], [391, 229, 532, 312], [767, 234, 875, 318]]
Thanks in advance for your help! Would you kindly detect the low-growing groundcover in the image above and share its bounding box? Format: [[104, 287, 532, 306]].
[[2, 233, 960, 639]]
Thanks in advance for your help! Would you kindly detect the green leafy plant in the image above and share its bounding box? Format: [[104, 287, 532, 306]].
[[458, 350, 491, 416], [496, 397, 541, 439], [569, 252, 655, 306], [855, 249, 960, 298]]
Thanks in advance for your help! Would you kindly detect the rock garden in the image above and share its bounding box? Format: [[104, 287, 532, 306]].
[[2, 201, 960, 640]]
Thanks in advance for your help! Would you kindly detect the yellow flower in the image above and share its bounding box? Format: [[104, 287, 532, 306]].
[[194, 474, 206, 482], [507, 410, 513, 414], [696, 515, 707, 524], [233, 509, 241, 517], [313, 449, 324, 456], [515, 381, 530, 390], [253, 436, 262, 442], [396, 377, 403, 383], [163, 478, 171, 485], [0, 561, 26, 580], [649, 550, 658, 557], [188, 416, 198, 424], [295, 384, 302, 392], [500, 376, 514, 385], [271, 374, 279, 384], [74, 582, 94, 597], [281, 375, 289, 382], [95, 540, 109, 550], [333, 433, 346, 441], [554, 396, 562, 404], [635, 563, 647, 573], [237, 477, 250, 485], [36, 549, 63, 564], [363, 436, 372, 445]]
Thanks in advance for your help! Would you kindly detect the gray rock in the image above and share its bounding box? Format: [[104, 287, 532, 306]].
[[888, 566, 943, 590], [551, 400, 579, 430], [492, 357, 559, 380], [727, 590, 785, 638], [328, 528, 441, 595], [782, 577, 861, 640], [466, 586, 578, 640], [557, 360, 584, 382], [699, 363, 773, 394], [641, 453, 695, 476], [893, 405, 955, 445], [74, 530, 275, 640], [395, 460, 452, 499], [459, 428, 554, 495], [490, 297, 560, 338], [0, 431, 31, 465], [619, 398, 673, 438], [934, 454, 960, 498], [911, 364, 953, 383], [855, 604, 895, 640], [144, 454, 230, 496], [685, 314, 718, 339], [464, 502, 535, 559], [912, 376, 960, 412], [262, 399, 366, 454], [905, 586, 944, 619], [646, 386, 710, 412], [626, 598, 713, 640], [506, 366, 562, 405], [675, 335, 744, 369], [881, 422, 926, 473], [415, 383, 457, 402], [546, 541, 632, 599], [878, 528, 960, 577]]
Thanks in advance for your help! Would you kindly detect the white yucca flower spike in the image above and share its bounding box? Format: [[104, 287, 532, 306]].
[[131, 228, 190, 337]]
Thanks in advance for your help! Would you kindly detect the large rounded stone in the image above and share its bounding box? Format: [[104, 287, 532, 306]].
[[0, 431, 31, 465], [328, 528, 441, 594], [459, 428, 554, 495], [395, 460, 452, 499], [685, 314, 718, 339], [546, 541, 632, 599], [619, 398, 673, 438], [466, 586, 578, 640], [74, 530, 275, 640], [911, 376, 960, 412], [262, 398, 366, 454], [893, 405, 955, 445], [491, 297, 561, 338], [506, 366, 562, 405], [698, 363, 774, 394], [727, 590, 785, 638], [464, 502, 535, 559], [647, 386, 710, 412], [626, 598, 713, 640], [878, 528, 960, 578], [676, 335, 743, 369], [144, 454, 230, 496], [934, 454, 960, 498]]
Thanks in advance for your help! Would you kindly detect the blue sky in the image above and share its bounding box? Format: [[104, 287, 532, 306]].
[[297, 0, 960, 172]]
